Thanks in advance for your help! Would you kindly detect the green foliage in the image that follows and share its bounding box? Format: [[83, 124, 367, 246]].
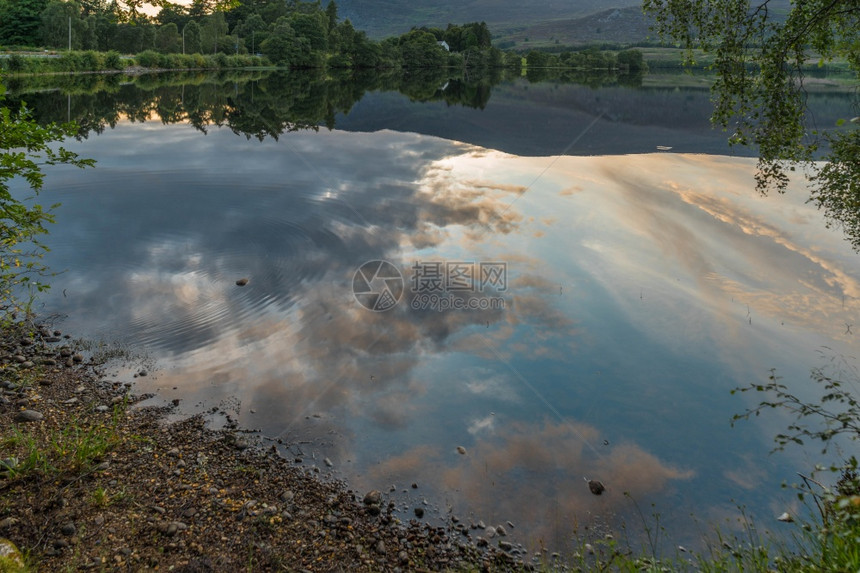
[[0, 0, 49, 46], [40, 0, 88, 49], [134, 49, 162, 68], [398, 30, 446, 69], [155, 22, 180, 54], [643, 0, 860, 249], [103, 50, 123, 70], [731, 356, 860, 571], [183, 20, 202, 55], [0, 78, 94, 315]]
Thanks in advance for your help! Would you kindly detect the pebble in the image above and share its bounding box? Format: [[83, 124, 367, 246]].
[[499, 540, 513, 551], [587, 479, 606, 495], [60, 522, 77, 536], [496, 525, 507, 536], [374, 540, 386, 555], [456, 446, 467, 455], [324, 457, 333, 467], [95, 405, 109, 412], [398, 550, 409, 564], [235, 278, 249, 286], [363, 490, 382, 506], [0, 517, 19, 529], [14, 409, 43, 423], [414, 507, 424, 518]]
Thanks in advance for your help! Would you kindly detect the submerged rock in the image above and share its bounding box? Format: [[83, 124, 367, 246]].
[[235, 278, 249, 286], [587, 479, 605, 495]]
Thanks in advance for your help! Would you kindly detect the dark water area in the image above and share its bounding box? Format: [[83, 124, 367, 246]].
[[6, 68, 859, 556]]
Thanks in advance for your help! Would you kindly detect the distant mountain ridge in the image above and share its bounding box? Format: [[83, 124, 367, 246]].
[[334, 0, 641, 39]]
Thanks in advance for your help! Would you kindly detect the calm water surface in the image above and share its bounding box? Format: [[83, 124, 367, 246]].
[[17, 72, 860, 553]]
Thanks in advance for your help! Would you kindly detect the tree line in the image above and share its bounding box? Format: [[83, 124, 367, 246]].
[[0, 0, 647, 74], [0, 0, 505, 71]]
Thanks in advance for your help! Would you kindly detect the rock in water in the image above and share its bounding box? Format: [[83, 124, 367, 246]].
[[235, 278, 249, 286], [456, 446, 467, 455], [587, 479, 605, 495], [363, 490, 381, 506], [777, 512, 793, 522]]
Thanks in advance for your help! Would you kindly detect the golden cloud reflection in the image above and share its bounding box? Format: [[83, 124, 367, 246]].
[[361, 419, 693, 549]]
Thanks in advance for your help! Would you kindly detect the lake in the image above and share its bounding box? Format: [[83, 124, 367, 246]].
[[8, 69, 859, 555]]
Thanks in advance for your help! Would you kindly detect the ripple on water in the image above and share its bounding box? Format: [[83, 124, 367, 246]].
[[120, 212, 352, 354]]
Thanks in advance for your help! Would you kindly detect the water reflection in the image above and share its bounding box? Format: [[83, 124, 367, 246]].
[[31, 113, 859, 553]]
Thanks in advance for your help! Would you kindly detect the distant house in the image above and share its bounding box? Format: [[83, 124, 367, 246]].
[[438, 41, 450, 51]]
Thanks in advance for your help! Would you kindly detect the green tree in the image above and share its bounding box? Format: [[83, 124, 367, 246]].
[[398, 30, 446, 69], [260, 18, 301, 66], [643, 0, 860, 249], [0, 0, 50, 46], [200, 11, 227, 54], [291, 12, 328, 52], [0, 79, 94, 315], [156, 2, 190, 30], [155, 22, 180, 53], [40, 0, 88, 49], [324, 0, 338, 35], [182, 20, 202, 54]]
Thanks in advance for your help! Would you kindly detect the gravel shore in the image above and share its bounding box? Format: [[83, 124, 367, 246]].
[[0, 321, 532, 571]]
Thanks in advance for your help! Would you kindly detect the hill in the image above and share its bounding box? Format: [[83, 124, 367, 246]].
[[334, 0, 640, 39]]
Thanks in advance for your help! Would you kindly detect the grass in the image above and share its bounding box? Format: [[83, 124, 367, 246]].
[[1, 413, 121, 480]]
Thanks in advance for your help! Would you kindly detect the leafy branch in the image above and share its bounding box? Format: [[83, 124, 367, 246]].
[[0, 79, 95, 316]]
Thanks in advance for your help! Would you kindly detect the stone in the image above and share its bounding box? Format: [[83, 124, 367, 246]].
[[777, 512, 793, 522], [14, 409, 43, 423], [414, 507, 424, 518], [0, 538, 24, 568], [374, 540, 386, 555], [587, 479, 605, 495], [363, 490, 382, 505], [235, 278, 249, 286], [60, 522, 76, 536]]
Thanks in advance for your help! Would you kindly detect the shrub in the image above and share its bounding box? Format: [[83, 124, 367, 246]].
[[79, 51, 102, 71], [135, 50, 161, 68], [6, 54, 28, 73], [103, 51, 123, 70]]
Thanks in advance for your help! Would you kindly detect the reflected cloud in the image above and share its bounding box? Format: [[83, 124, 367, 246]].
[[363, 419, 693, 549], [37, 123, 860, 553]]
